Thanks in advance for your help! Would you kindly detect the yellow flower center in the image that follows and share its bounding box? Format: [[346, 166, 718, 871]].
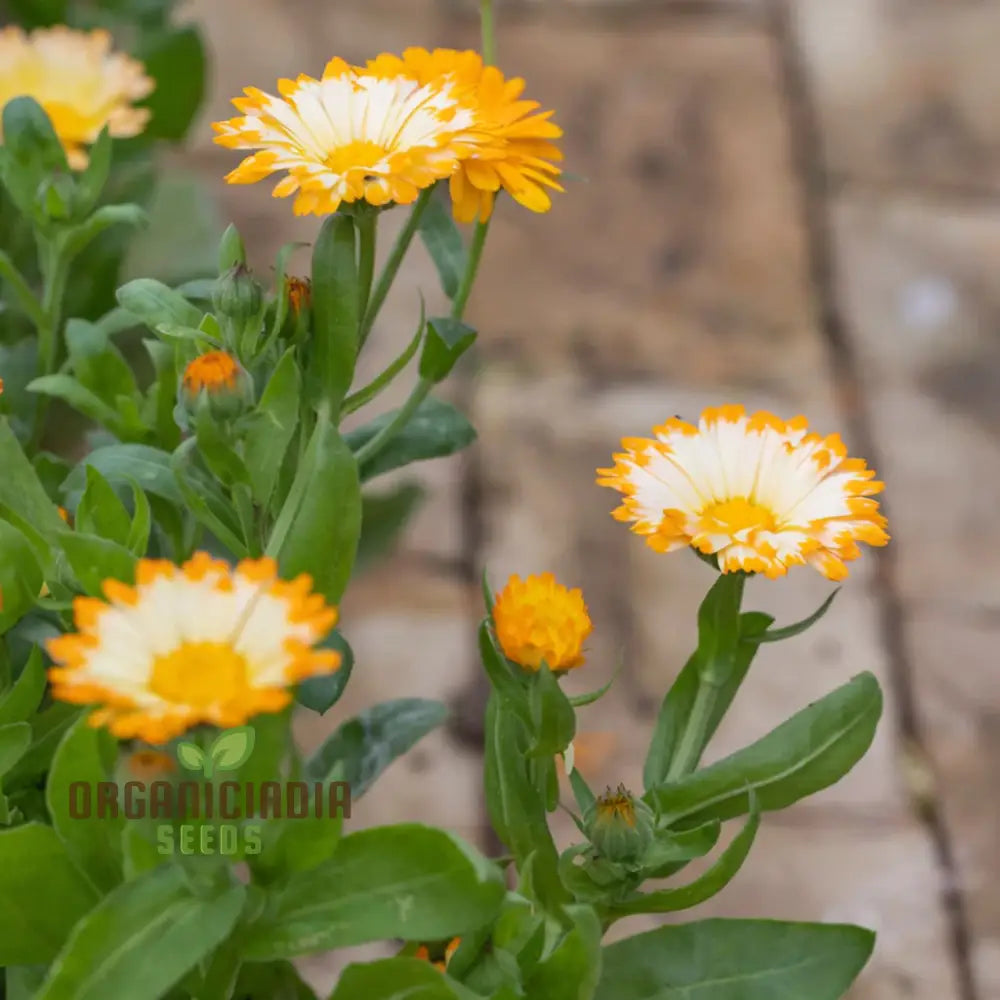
[[149, 641, 250, 707], [325, 139, 387, 173], [182, 352, 239, 394], [700, 497, 776, 535]]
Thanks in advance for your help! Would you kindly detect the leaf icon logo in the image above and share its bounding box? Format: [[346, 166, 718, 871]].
[[175, 726, 255, 778]]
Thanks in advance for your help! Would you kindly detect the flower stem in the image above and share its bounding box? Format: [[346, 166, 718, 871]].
[[451, 219, 490, 322], [360, 188, 432, 347], [28, 239, 70, 451], [480, 0, 497, 65], [355, 207, 377, 335], [665, 571, 747, 781], [352, 377, 432, 468]]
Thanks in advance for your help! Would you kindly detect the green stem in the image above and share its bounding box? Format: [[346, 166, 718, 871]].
[[665, 676, 720, 782], [450, 219, 490, 321], [28, 240, 70, 450], [356, 208, 377, 335], [480, 0, 497, 65], [360, 188, 432, 346], [353, 377, 432, 468], [665, 572, 746, 781]]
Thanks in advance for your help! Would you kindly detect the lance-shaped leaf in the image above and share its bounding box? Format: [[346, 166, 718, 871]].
[[310, 213, 358, 410], [305, 697, 447, 797], [418, 191, 467, 300], [595, 918, 875, 1000], [746, 588, 840, 644], [241, 825, 505, 959], [647, 672, 883, 827], [273, 410, 361, 605]]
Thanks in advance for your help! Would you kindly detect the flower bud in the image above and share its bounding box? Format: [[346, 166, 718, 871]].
[[180, 351, 252, 421], [212, 263, 263, 326], [584, 783, 655, 864]]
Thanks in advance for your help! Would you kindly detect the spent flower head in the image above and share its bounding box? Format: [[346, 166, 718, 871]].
[[46, 553, 341, 744], [598, 405, 889, 581], [0, 26, 153, 168], [493, 572, 592, 672]]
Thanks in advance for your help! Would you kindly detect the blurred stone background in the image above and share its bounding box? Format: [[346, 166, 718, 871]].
[[175, 1, 1000, 997]]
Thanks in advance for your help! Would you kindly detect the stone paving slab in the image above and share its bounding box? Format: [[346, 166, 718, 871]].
[[794, 0, 1000, 191], [831, 190, 1000, 998], [464, 18, 817, 384]]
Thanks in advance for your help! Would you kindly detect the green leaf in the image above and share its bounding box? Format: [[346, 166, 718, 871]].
[[231, 960, 316, 1000], [484, 694, 567, 909], [340, 307, 424, 417], [117, 277, 203, 331], [305, 698, 448, 796], [419, 316, 477, 382], [310, 213, 358, 410], [418, 192, 467, 300], [3, 702, 80, 786], [60, 204, 148, 263], [329, 958, 480, 1000], [27, 374, 125, 432], [34, 866, 246, 1000], [0, 722, 31, 779], [355, 482, 426, 573], [0, 649, 46, 726], [4, 964, 47, 1000], [242, 824, 505, 959], [62, 444, 184, 508], [209, 726, 256, 771], [0, 97, 69, 218], [749, 589, 840, 644], [595, 919, 875, 1000], [56, 530, 136, 597], [126, 481, 152, 555], [45, 718, 123, 894], [0, 520, 44, 633], [0, 418, 69, 537], [346, 396, 476, 481], [243, 347, 301, 508], [644, 606, 773, 793], [65, 318, 141, 412], [137, 26, 207, 142], [74, 128, 111, 217], [525, 906, 602, 1000], [0, 823, 99, 965], [647, 673, 883, 827], [603, 800, 760, 921], [528, 663, 576, 758], [640, 820, 722, 879], [295, 632, 354, 714], [194, 396, 251, 488], [477, 621, 530, 725], [76, 465, 133, 546], [274, 410, 362, 605]]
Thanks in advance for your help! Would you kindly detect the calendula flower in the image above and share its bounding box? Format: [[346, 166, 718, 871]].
[[367, 48, 564, 222], [415, 937, 460, 972], [181, 351, 251, 419], [597, 405, 889, 581], [213, 56, 484, 216], [0, 26, 153, 169], [47, 553, 341, 744], [493, 572, 592, 671], [584, 783, 654, 864]]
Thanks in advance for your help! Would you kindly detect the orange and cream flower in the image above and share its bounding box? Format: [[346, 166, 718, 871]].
[[47, 553, 341, 744], [212, 56, 485, 216], [367, 48, 564, 223], [493, 572, 593, 671], [0, 26, 153, 169], [597, 406, 889, 581]]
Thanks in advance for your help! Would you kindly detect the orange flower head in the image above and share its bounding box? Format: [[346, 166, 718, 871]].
[[493, 572, 592, 672]]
